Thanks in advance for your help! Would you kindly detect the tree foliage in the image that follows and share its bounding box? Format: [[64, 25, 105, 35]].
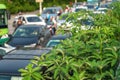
[[19, 2, 120, 80], [0, 0, 86, 14]]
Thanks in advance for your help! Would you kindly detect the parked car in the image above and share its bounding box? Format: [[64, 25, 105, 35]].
[[13, 14, 46, 27], [0, 59, 28, 80], [80, 18, 94, 30], [86, 4, 95, 11], [93, 7, 108, 14], [57, 13, 69, 27], [74, 6, 87, 12], [72, 2, 83, 8], [7, 25, 51, 48], [3, 47, 51, 59], [0, 48, 51, 80], [41, 6, 63, 20], [46, 34, 71, 47]]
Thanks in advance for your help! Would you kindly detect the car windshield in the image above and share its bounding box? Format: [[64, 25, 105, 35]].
[[81, 19, 94, 26], [87, 5, 94, 9], [47, 41, 61, 47], [75, 8, 86, 12], [42, 9, 56, 14], [0, 75, 22, 80], [26, 16, 42, 22], [13, 27, 39, 37], [98, 9, 108, 13], [59, 14, 68, 20]]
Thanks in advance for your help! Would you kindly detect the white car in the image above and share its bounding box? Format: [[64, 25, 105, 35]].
[[13, 14, 46, 27]]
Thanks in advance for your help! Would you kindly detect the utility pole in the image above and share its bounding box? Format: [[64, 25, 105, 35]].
[[36, 0, 43, 14], [39, 2, 42, 14], [75, 0, 77, 3]]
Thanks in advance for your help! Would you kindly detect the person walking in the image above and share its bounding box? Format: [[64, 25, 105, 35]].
[[14, 17, 22, 32], [45, 12, 50, 23], [17, 17, 22, 27], [51, 17, 57, 35]]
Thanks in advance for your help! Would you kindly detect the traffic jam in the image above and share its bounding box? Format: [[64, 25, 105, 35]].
[[0, 1, 114, 79]]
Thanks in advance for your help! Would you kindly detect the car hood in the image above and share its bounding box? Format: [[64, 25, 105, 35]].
[[58, 20, 65, 23], [57, 20, 66, 26], [8, 37, 38, 47], [0, 59, 30, 76]]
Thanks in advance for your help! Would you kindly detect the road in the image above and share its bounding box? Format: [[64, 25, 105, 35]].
[[8, 10, 39, 34]]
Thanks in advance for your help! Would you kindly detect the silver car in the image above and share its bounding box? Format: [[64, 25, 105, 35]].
[[41, 6, 63, 20]]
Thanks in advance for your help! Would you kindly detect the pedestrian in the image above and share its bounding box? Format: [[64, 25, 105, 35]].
[[51, 17, 57, 35], [58, 9, 62, 16], [17, 17, 22, 27], [65, 5, 70, 13], [45, 12, 50, 23], [18, 11, 22, 16], [14, 17, 22, 31]]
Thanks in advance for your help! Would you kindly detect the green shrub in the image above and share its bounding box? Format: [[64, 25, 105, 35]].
[[19, 2, 120, 80]]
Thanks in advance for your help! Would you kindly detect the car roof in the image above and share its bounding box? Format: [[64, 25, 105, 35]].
[[0, 59, 30, 76], [19, 14, 38, 17], [3, 48, 51, 60], [45, 6, 62, 9], [18, 24, 45, 28]]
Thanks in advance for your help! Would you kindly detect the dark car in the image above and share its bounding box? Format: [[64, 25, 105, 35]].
[[0, 48, 51, 79], [7, 25, 51, 47], [57, 13, 69, 27], [0, 59, 29, 80], [46, 33, 71, 47], [3, 47, 51, 60]]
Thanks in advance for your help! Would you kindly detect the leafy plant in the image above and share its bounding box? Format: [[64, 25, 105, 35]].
[[19, 2, 120, 80]]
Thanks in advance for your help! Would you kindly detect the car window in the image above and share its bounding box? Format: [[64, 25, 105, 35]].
[[42, 9, 56, 14], [47, 42, 61, 47], [81, 19, 93, 25], [59, 14, 68, 20], [26, 16, 42, 22], [75, 8, 86, 12], [13, 27, 39, 37]]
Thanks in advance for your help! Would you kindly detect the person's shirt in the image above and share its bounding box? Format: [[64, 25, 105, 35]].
[[47, 13, 50, 20]]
